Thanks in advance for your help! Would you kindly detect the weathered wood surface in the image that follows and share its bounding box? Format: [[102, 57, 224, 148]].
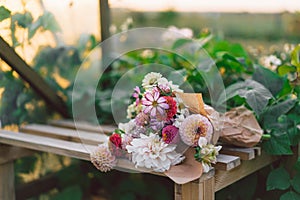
[[215, 151, 277, 191], [20, 124, 108, 146], [48, 119, 115, 134], [0, 161, 15, 200], [0, 144, 34, 165]]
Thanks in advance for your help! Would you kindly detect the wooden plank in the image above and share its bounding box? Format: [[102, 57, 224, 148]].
[[20, 124, 108, 146], [99, 0, 110, 41], [214, 154, 240, 171], [0, 130, 91, 161], [0, 144, 34, 165], [0, 161, 15, 200], [214, 151, 277, 191], [0, 37, 69, 118], [49, 120, 116, 134], [220, 146, 256, 160]]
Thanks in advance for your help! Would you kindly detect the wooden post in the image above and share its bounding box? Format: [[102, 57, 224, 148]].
[[175, 177, 215, 200], [0, 162, 15, 200], [99, 0, 110, 42]]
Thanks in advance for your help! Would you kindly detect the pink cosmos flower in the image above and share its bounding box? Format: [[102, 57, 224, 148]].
[[142, 91, 169, 117], [132, 86, 141, 105]]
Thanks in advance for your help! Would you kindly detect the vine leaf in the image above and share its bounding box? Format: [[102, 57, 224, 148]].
[[0, 6, 11, 22], [221, 79, 273, 115], [291, 44, 300, 72], [263, 130, 293, 155], [280, 191, 300, 200], [291, 173, 300, 193], [28, 11, 61, 39], [12, 12, 33, 28], [253, 65, 284, 96], [267, 167, 290, 191]]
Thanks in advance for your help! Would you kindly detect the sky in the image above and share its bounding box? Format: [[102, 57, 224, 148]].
[[109, 0, 300, 13]]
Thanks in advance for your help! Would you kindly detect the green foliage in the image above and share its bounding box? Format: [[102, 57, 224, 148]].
[[0, 6, 11, 21], [52, 185, 82, 200], [267, 167, 290, 191], [267, 167, 300, 200]]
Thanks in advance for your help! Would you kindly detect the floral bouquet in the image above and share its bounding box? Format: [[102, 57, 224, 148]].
[[91, 72, 222, 182]]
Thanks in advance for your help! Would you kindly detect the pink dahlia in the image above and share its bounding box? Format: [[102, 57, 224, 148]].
[[142, 91, 169, 117], [135, 112, 150, 126], [162, 125, 180, 144], [179, 114, 213, 146], [164, 96, 177, 120]]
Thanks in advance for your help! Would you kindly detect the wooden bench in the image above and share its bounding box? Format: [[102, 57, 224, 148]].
[[0, 120, 277, 200]]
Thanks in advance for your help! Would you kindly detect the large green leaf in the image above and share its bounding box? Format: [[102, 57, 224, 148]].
[[267, 167, 290, 191], [253, 65, 284, 96], [261, 99, 297, 128], [291, 173, 300, 193], [280, 191, 300, 200], [223, 79, 273, 114], [278, 65, 297, 76], [263, 131, 293, 155], [0, 6, 11, 22], [12, 12, 33, 28]]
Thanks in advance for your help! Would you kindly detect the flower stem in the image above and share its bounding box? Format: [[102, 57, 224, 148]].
[[261, 134, 271, 140]]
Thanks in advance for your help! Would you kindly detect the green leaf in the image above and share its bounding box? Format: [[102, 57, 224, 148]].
[[0, 6, 11, 22], [12, 12, 33, 28], [291, 44, 300, 71], [223, 79, 273, 114], [263, 131, 293, 155], [41, 11, 61, 32], [295, 157, 300, 171], [278, 65, 297, 76], [172, 38, 193, 50], [267, 167, 290, 191], [291, 173, 300, 193], [253, 65, 284, 96], [28, 11, 61, 39], [280, 191, 300, 200], [52, 185, 82, 200], [261, 99, 297, 127]]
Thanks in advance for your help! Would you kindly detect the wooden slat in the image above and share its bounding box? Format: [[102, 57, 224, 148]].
[[214, 151, 277, 191], [0, 37, 69, 118], [20, 124, 108, 146], [0, 130, 91, 161], [49, 120, 116, 134], [0, 161, 15, 200], [214, 154, 241, 171], [0, 144, 34, 165], [220, 146, 256, 160]]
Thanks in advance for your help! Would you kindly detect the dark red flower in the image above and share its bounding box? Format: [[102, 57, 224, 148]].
[[109, 133, 122, 148]]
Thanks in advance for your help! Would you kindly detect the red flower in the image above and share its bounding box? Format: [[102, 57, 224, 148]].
[[164, 96, 177, 120], [109, 133, 122, 148], [109, 133, 123, 157], [162, 125, 180, 144]]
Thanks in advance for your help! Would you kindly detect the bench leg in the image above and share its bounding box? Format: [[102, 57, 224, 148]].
[[175, 177, 215, 200], [0, 161, 15, 200]]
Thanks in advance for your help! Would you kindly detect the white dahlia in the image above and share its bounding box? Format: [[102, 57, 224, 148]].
[[90, 144, 116, 172], [142, 72, 162, 89], [179, 114, 213, 146], [126, 133, 184, 172]]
